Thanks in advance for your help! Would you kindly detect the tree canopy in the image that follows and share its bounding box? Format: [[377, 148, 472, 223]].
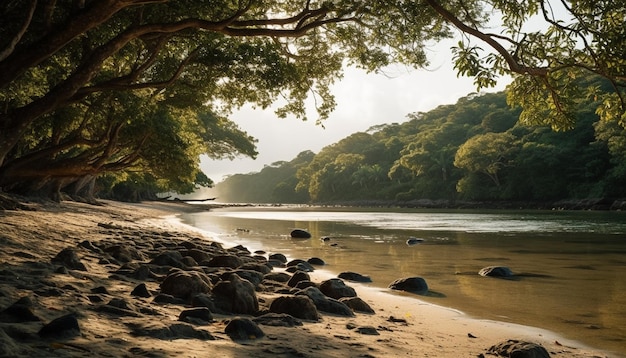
[[0, 1, 624, 200]]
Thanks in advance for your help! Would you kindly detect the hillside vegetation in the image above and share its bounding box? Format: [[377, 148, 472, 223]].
[[215, 85, 626, 208]]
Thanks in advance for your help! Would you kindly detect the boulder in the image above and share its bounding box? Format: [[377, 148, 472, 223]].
[[179, 307, 213, 324], [204, 254, 242, 269], [160, 270, 212, 301], [224, 317, 264, 340], [307, 257, 325, 265], [338, 271, 372, 283], [290, 229, 311, 239], [479, 266, 514, 278], [297, 287, 354, 317], [131, 283, 151, 298], [388, 277, 428, 294], [38, 314, 80, 339], [253, 313, 303, 327], [220, 270, 265, 288], [269, 296, 319, 321], [268, 253, 287, 264], [488, 340, 550, 358], [340, 297, 375, 314], [150, 251, 184, 268], [0, 297, 41, 323], [212, 274, 258, 315], [319, 278, 357, 299], [287, 271, 310, 287], [51, 248, 86, 271]]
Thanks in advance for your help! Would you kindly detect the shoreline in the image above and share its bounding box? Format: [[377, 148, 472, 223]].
[[0, 199, 621, 357]]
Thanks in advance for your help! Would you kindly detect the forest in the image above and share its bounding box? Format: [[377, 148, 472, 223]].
[[0, 2, 624, 207], [214, 80, 626, 208]]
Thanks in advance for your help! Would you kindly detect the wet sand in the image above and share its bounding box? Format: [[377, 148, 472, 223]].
[[0, 199, 621, 357]]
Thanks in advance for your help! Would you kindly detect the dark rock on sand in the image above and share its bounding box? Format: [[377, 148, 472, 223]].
[[338, 271, 372, 283], [38, 314, 80, 339], [319, 278, 357, 299], [181, 248, 212, 263], [307, 257, 326, 266], [179, 307, 213, 324], [205, 254, 242, 269], [159, 269, 213, 301], [153, 293, 186, 305], [129, 322, 214, 340], [150, 250, 184, 268], [286, 259, 315, 272], [340, 297, 375, 314], [97, 298, 140, 317], [488, 339, 550, 358], [225, 317, 265, 340], [264, 272, 291, 283], [268, 253, 288, 264], [290, 229, 312, 239], [51, 247, 87, 271], [253, 313, 303, 327], [297, 287, 354, 317], [479, 266, 514, 278], [355, 326, 380, 335], [0, 297, 41, 323], [220, 269, 265, 288], [389, 277, 429, 294], [287, 270, 310, 287], [269, 296, 319, 321], [103, 244, 145, 263], [131, 283, 152, 298], [294, 280, 317, 290], [212, 274, 258, 315]]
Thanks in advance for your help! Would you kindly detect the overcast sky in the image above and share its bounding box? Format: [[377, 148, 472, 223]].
[[200, 38, 511, 183]]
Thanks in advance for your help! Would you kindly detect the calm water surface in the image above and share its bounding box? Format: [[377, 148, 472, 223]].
[[180, 207, 626, 354]]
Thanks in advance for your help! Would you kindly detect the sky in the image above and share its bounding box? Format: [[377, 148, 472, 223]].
[[200, 38, 511, 184]]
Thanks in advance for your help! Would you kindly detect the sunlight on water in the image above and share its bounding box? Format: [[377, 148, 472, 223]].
[[211, 209, 626, 234]]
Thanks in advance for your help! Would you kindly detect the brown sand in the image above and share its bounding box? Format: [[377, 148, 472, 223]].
[[0, 199, 621, 357]]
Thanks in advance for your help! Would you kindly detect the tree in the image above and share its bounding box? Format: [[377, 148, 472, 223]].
[[2, 1, 625, 200]]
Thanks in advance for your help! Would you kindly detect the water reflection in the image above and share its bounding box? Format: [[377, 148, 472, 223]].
[[180, 207, 626, 353]]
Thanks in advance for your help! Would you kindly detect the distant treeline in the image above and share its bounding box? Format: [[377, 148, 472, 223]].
[[215, 81, 626, 208]]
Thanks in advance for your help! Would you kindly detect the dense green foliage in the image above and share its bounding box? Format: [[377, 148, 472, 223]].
[[215, 88, 625, 204], [0, 1, 623, 201]]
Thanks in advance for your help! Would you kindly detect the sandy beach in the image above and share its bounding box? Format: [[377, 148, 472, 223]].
[[0, 199, 621, 357]]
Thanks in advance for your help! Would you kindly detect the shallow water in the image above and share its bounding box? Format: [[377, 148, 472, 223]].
[[180, 206, 626, 354]]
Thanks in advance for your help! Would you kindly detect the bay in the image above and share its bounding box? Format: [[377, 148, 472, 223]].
[[179, 206, 626, 353]]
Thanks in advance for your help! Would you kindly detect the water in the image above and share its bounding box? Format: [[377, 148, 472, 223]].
[[179, 206, 626, 354]]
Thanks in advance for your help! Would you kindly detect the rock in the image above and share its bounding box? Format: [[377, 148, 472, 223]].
[[290, 229, 311, 239], [389, 277, 428, 294], [340, 297, 375, 314], [129, 322, 214, 340], [212, 274, 258, 315], [205, 254, 242, 269], [488, 340, 550, 358], [159, 270, 213, 301], [406, 237, 424, 246], [338, 271, 372, 283], [38, 314, 80, 339], [182, 249, 212, 263], [97, 298, 139, 317], [179, 307, 213, 324], [287, 271, 310, 287], [103, 244, 145, 263], [319, 278, 357, 299], [307, 257, 325, 265], [479, 266, 514, 278], [297, 287, 354, 317], [264, 272, 291, 283], [224, 317, 264, 340], [220, 270, 264, 288], [269, 296, 319, 321], [51, 248, 87, 271], [268, 253, 288, 264], [0, 297, 41, 323], [355, 326, 379, 335], [150, 251, 184, 268], [131, 283, 151, 298], [294, 280, 317, 290], [253, 313, 303, 327], [153, 293, 186, 305]]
